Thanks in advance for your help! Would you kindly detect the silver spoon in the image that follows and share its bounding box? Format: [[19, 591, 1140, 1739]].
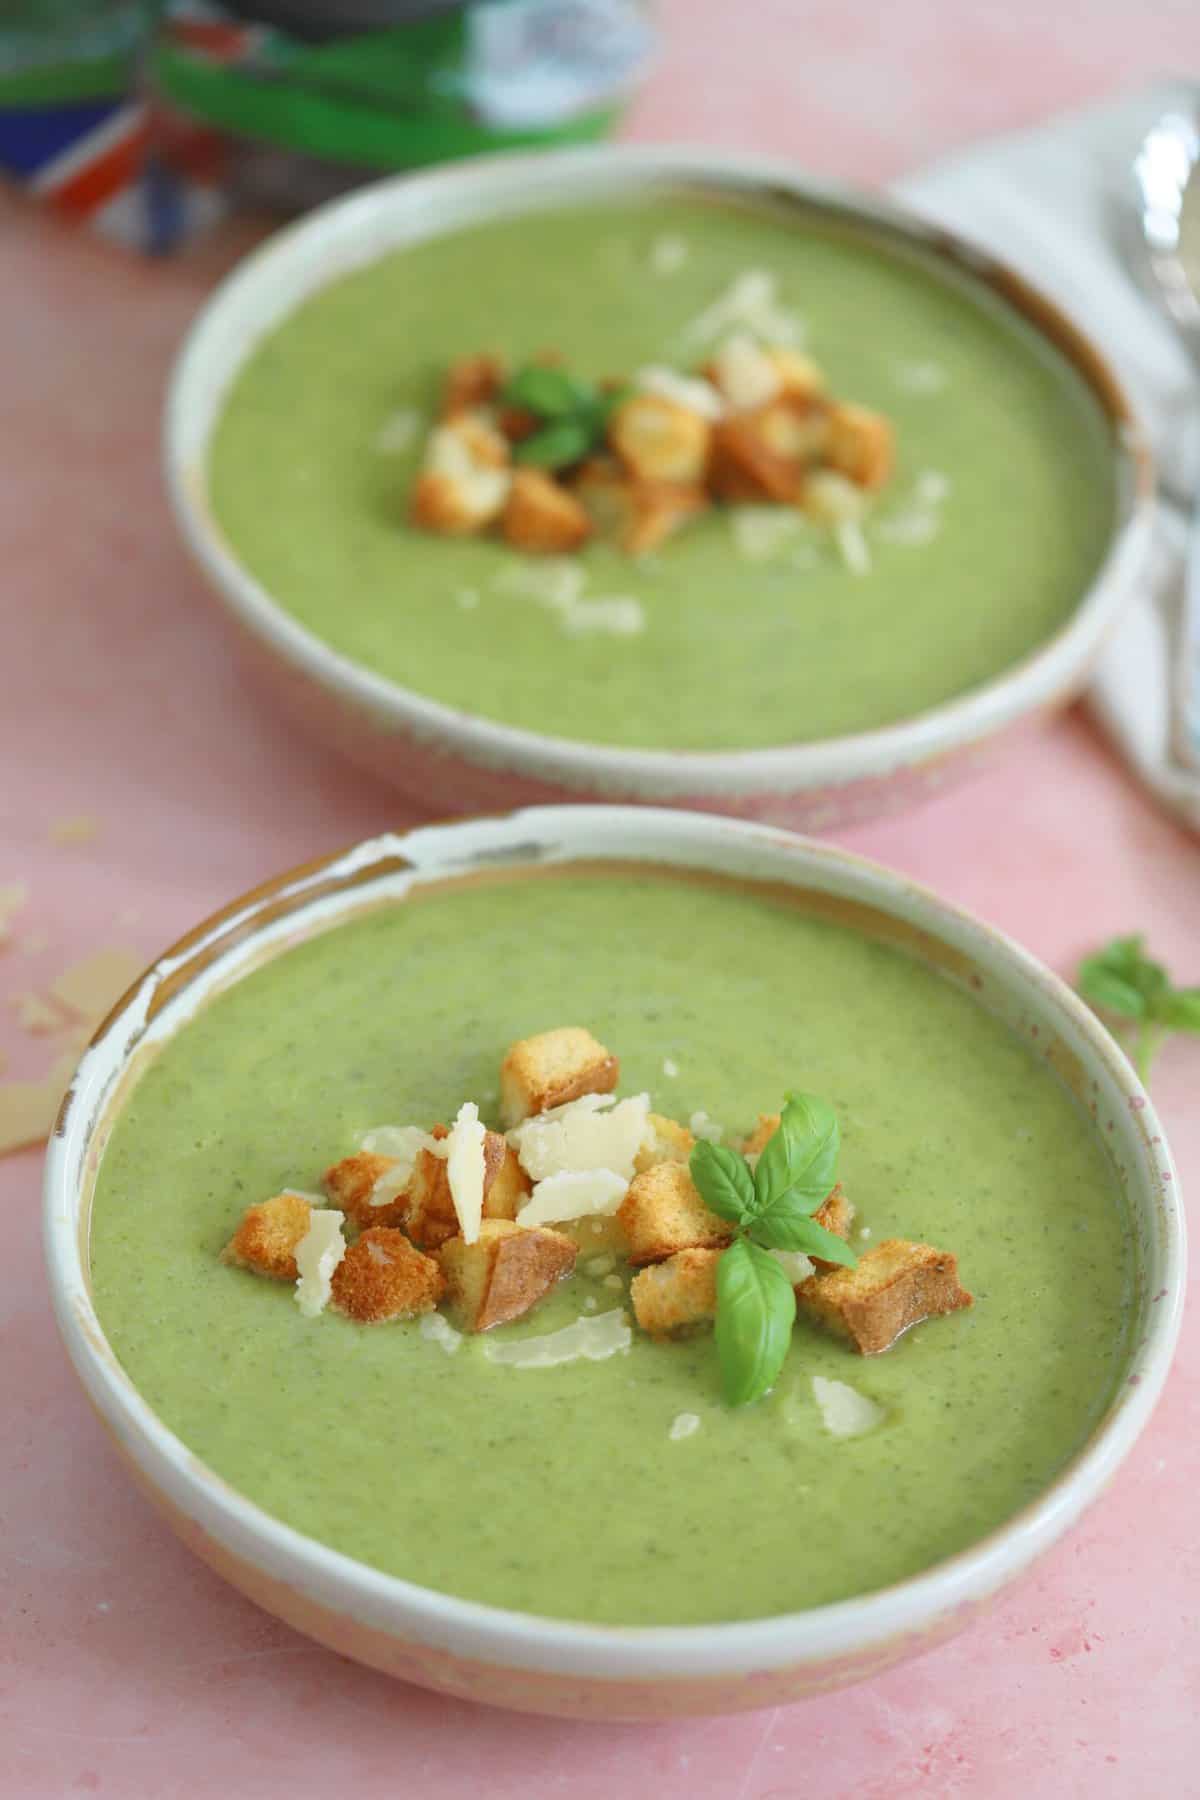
[[1132, 106, 1200, 771]]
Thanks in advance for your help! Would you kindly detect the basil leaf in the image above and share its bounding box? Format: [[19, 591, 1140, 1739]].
[[751, 1092, 839, 1222], [1078, 962, 1146, 1019], [1159, 988, 1200, 1033], [759, 1214, 859, 1267], [715, 1238, 796, 1407], [689, 1141, 754, 1225], [502, 365, 593, 419], [514, 417, 595, 469]]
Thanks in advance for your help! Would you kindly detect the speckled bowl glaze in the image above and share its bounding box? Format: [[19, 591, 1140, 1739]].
[[165, 146, 1156, 831], [43, 809, 1184, 1719]]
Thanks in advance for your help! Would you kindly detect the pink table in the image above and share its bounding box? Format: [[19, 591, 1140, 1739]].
[[3, 5, 1199, 1793]]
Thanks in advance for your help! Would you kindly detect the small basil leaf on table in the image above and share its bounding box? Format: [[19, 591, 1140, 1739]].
[[689, 1140, 755, 1224], [715, 1237, 797, 1406], [751, 1091, 839, 1221]]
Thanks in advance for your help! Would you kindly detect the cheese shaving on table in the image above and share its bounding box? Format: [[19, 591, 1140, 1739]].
[[508, 1092, 650, 1183], [483, 1307, 631, 1369], [811, 1375, 886, 1439], [445, 1099, 488, 1243], [294, 1209, 346, 1317], [517, 1167, 627, 1228]]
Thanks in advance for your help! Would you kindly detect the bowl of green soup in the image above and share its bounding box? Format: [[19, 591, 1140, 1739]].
[[166, 147, 1154, 829], [44, 808, 1183, 1718]]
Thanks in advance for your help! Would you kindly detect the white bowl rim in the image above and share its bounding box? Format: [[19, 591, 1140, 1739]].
[[164, 143, 1157, 801], [43, 806, 1186, 1683]]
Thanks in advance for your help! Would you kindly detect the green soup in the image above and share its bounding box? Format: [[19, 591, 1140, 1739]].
[[209, 193, 1115, 752], [90, 867, 1133, 1626]]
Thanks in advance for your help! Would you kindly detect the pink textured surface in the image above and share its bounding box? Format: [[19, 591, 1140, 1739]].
[[3, 4, 1199, 1792]]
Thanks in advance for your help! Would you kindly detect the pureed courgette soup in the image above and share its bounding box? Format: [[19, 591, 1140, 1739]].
[[208, 191, 1116, 753], [90, 864, 1134, 1627]]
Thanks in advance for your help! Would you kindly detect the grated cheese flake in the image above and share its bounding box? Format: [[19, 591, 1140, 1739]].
[[891, 359, 948, 395], [359, 1125, 443, 1207], [483, 1307, 631, 1369], [649, 233, 689, 275], [445, 1099, 488, 1244], [712, 332, 782, 410], [294, 1209, 346, 1318], [731, 506, 801, 561], [509, 1091, 650, 1184], [419, 1312, 463, 1356], [668, 1411, 701, 1441], [517, 1167, 627, 1228], [634, 365, 724, 419], [374, 407, 422, 454], [682, 269, 806, 349], [834, 520, 872, 576], [689, 1110, 724, 1143], [812, 1374, 885, 1439], [662, 1057, 679, 1078], [770, 1249, 815, 1285]]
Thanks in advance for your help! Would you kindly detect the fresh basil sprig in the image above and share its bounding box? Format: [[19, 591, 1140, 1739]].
[[1078, 935, 1200, 1081], [690, 1093, 857, 1407], [500, 363, 626, 471]]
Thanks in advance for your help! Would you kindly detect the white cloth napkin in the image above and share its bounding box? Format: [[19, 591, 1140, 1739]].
[[896, 84, 1200, 834]]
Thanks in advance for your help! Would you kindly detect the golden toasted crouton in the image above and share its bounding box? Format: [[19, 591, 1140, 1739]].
[[438, 1218, 577, 1333], [497, 405, 539, 443], [330, 1227, 444, 1323], [499, 1026, 619, 1128], [633, 1112, 696, 1174], [481, 1141, 531, 1222], [618, 1162, 733, 1266], [501, 468, 592, 553], [608, 393, 712, 484], [630, 1247, 721, 1336], [405, 1125, 511, 1252], [410, 417, 511, 536], [322, 1151, 403, 1230], [750, 395, 831, 465], [709, 414, 804, 505], [221, 1192, 312, 1281], [574, 459, 708, 556], [798, 1238, 971, 1355], [826, 402, 893, 490], [442, 352, 506, 419], [766, 347, 827, 401]]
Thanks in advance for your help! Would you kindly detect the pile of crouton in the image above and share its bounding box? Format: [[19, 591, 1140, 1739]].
[[409, 339, 894, 558], [222, 1025, 970, 1366]]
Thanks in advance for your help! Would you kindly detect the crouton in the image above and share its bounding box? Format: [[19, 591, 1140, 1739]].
[[618, 1162, 733, 1266], [608, 392, 712, 484], [750, 395, 831, 465], [221, 1192, 312, 1282], [442, 352, 505, 419], [501, 468, 592, 553], [766, 347, 827, 401], [706, 334, 782, 412], [499, 1027, 619, 1128], [826, 402, 894, 490], [438, 1218, 577, 1333], [709, 414, 804, 505], [738, 1113, 855, 1267], [497, 405, 539, 443], [322, 1151, 404, 1230], [633, 1112, 696, 1174], [630, 1247, 721, 1336], [573, 459, 708, 556], [797, 1238, 972, 1355], [329, 1227, 444, 1323], [405, 1125, 511, 1252], [481, 1141, 531, 1222], [410, 417, 512, 536]]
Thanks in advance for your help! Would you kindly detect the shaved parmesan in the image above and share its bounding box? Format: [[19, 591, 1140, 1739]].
[[419, 1312, 463, 1356], [635, 365, 724, 419], [517, 1167, 626, 1228], [891, 359, 948, 395], [494, 556, 644, 639], [683, 270, 805, 349], [483, 1308, 631, 1369], [509, 1092, 650, 1183], [770, 1249, 815, 1285], [650, 233, 689, 275], [360, 1124, 443, 1207], [876, 509, 940, 548], [560, 594, 645, 638], [689, 1110, 724, 1143], [834, 520, 872, 576], [916, 469, 950, 504], [662, 1057, 679, 1078], [294, 1209, 346, 1318], [812, 1375, 885, 1439], [445, 1099, 487, 1244], [669, 1411, 701, 1441], [712, 332, 781, 411], [731, 506, 801, 561]]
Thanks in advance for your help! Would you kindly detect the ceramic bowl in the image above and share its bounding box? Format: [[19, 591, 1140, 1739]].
[[43, 807, 1184, 1719], [165, 146, 1155, 832]]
